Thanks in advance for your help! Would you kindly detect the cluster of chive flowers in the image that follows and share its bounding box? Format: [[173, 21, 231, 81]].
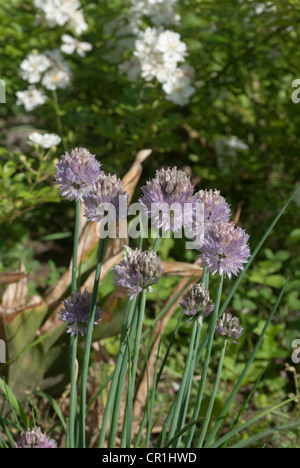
[[179, 283, 243, 343], [54, 147, 126, 222], [54, 149, 251, 333], [112, 247, 163, 299], [139, 167, 251, 279], [15, 427, 57, 449], [55, 152, 251, 281], [55, 147, 127, 336]]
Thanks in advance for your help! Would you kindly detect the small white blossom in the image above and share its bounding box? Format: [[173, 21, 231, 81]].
[[61, 34, 92, 57], [163, 67, 195, 106], [27, 132, 61, 148], [68, 9, 88, 35], [156, 30, 187, 63], [34, 0, 88, 35], [116, 1, 194, 106], [20, 52, 51, 84], [16, 86, 48, 111], [134, 28, 186, 83], [42, 68, 71, 90]]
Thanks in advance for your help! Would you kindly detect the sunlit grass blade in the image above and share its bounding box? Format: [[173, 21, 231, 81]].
[[135, 312, 184, 448], [0, 378, 29, 429], [114, 298, 140, 448], [197, 339, 227, 447], [119, 333, 133, 448], [35, 391, 67, 431], [138, 409, 165, 448], [230, 420, 300, 448], [86, 372, 113, 414], [173, 268, 209, 448], [209, 394, 300, 448], [222, 367, 266, 448], [172, 321, 203, 448], [142, 277, 193, 341], [108, 298, 139, 448], [120, 289, 147, 448], [155, 273, 209, 448], [145, 339, 161, 448], [0, 419, 15, 448], [78, 236, 107, 448], [167, 319, 198, 445], [152, 233, 161, 252], [67, 200, 80, 448], [164, 418, 205, 448], [98, 296, 136, 448]]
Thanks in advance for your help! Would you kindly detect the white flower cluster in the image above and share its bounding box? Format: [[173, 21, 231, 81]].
[[61, 34, 93, 57], [27, 132, 62, 148], [131, 0, 180, 26], [16, 86, 48, 112], [118, 1, 195, 106], [16, 50, 72, 111], [41, 51, 72, 91], [34, 0, 87, 35], [16, 0, 92, 113]]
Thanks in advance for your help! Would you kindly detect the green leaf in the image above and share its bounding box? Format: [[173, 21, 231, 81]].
[[264, 275, 286, 289], [0, 379, 30, 428], [2, 161, 16, 178]]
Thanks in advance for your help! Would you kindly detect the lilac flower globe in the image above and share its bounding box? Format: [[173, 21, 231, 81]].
[[186, 189, 231, 247], [83, 172, 128, 223], [59, 289, 102, 336], [55, 147, 101, 201], [199, 221, 251, 278], [179, 283, 214, 324], [215, 313, 243, 344], [112, 247, 163, 299], [15, 427, 57, 448], [139, 167, 194, 233], [196, 189, 231, 232]]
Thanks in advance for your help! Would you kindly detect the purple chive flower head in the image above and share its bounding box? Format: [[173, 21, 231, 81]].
[[15, 427, 57, 448], [83, 173, 128, 222], [112, 247, 163, 299], [55, 147, 101, 201], [179, 283, 214, 324], [186, 189, 231, 248], [139, 167, 194, 233], [196, 189, 231, 231], [59, 289, 101, 336], [215, 313, 243, 344], [199, 221, 251, 278]]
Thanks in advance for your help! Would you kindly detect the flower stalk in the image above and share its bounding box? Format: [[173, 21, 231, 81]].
[[68, 200, 80, 449], [97, 297, 137, 448], [197, 339, 227, 447], [78, 234, 107, 448], [185, 274, 224, 447]]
